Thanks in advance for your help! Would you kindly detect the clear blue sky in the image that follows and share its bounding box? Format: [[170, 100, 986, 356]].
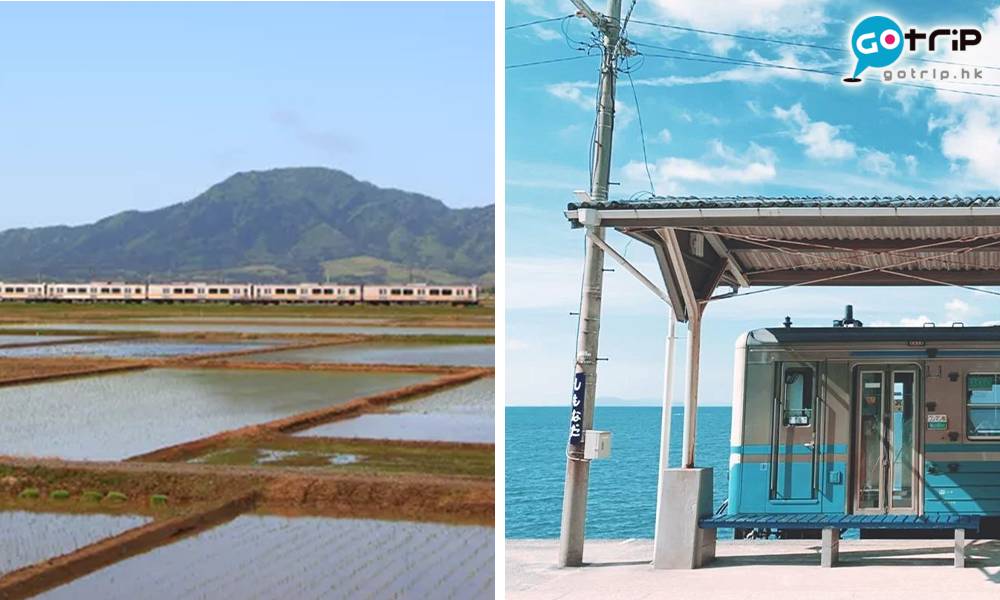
[[506, 0, 1000, 406], [0, 1, 494, 229]]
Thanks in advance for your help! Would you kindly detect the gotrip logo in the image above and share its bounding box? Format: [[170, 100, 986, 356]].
[[843, 15, 982, 84]]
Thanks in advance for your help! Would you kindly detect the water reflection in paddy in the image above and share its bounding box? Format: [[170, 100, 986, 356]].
[[0, 511, 149, 577], [41, 515, 494, 599], [247, 342, 494, 367], [0, 334, 87, 347], [0, 369, 431, 460], [4, 322, 493, 336], [0, 340, 272, 359], [299, 377, 495, 443]]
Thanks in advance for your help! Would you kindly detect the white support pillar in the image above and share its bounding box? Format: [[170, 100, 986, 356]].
[[652, 309, 677, 565], [682, 306, 702, 468]]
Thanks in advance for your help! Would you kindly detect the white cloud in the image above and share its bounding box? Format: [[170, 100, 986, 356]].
[[679, 110, 724, 126], [903, 154, 918, 175], [546, 81, 594, 111], [923, 7, 1000, 187], [507, 249, 667, 314], [945, 298, 979, 324], [545, 81, 634, 126], [634, 46, 836, 87], [508, 0, 561, 18], [773, 103, 856, 160], [899, 315, 933, 327], [858, 149, 896, 176], [657, 128, 672, 143], [645, 0, 831, 36], [532, 26, 562, 42], [622, 141, 777, 194]]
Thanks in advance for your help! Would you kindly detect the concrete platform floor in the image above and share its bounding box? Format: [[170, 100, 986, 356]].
[[507, 538, 1000, 600]]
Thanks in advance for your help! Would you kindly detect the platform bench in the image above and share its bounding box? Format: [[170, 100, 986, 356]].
[[699, 513, 982, 568]]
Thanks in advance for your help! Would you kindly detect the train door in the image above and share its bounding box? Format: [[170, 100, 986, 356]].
[[853, 365, 920, 514], [769, 361, 822, 500]]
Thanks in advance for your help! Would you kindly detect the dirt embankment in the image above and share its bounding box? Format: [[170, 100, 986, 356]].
[[0, 492, 256, 600], [0, 358, 150, 388], [0, 458, 493, 524], [128, 368, 493, 463]]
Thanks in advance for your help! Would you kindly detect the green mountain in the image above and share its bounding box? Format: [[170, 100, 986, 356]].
[[0, 168, 494, 284]]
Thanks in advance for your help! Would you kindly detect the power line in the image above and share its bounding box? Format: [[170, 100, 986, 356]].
[[628, 18, 1000, 72], [638, 47, 1000, 100], [625, 70, 656, 195], [506, 55, 597, 70], [506, 15, 573, 30]]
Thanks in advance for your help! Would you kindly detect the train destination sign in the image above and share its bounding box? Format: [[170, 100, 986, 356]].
[[927, 414, 948, 430]]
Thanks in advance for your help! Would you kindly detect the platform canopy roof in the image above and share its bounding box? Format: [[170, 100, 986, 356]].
[[565, 197, 1000, 322]]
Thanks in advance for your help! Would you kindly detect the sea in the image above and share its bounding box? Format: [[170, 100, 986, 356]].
[[505, 406, 732, 539]]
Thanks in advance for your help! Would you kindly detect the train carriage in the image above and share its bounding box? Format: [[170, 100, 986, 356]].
[[295, 284, 361, 304], [0, 282, 48, 302], [253, 285, 302, 303], [204, 284, 252, 302], [729, 305, 1000, 537], [147, 283, 208, 303], [360, 283, 479, 305]]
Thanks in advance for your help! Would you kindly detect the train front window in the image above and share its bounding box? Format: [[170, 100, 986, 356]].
[[782, 367, 813, 426], [967, 374, 1000, 439]]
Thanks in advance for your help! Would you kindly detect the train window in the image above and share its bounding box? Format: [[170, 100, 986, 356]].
[[403, 289, 414, 296], [442, 289, 453, 296], [15, 287, 24, 293], [323, 289, 334, 295], [967, 374, 1000, 439], [112, 288, 121, 294], [782, 367, 813, 427], [390, 289, 402, 295], [429, 289, 440, 296]]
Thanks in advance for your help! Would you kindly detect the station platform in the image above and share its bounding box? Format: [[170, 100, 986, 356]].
[[506, 538, 1000, 600]]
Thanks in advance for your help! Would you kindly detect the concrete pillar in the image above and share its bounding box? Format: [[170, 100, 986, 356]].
[[681, 307, 702, 468], [955, 528, 966, 568], [652, 468, 714, 569], [821, 528, 840, 568], [652, 312, 677, 564]]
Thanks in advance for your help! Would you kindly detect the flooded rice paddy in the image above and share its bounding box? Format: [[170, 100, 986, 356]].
[[0, 339, 273, 359], [0, 369, 431, 460], [4, 322, 493, 336], [0, 335, 86, 347], [246, 342, 494, 367], [41, 515, 494, 599], [299, 377, 495, 443], [0, 511, 149, 577]]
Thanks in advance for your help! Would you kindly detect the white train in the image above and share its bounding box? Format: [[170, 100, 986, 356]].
[[0, 281, 478, 305]]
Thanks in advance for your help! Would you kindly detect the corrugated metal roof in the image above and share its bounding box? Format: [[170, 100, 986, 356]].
[[737, 249, 1000, 273], [720, 225, 1000, 240], [567, 196, 1000, 210]]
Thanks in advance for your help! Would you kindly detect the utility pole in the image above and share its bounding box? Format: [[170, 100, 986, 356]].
[[558, 0, 625, 568]]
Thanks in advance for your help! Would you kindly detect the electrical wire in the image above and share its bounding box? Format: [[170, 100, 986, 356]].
[[628, 19, 1000, 72], [625, 69, 656, 195], [506, 15, 574, 30], [505, 55, 597, 70], [638, 49, 1000, 100]]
